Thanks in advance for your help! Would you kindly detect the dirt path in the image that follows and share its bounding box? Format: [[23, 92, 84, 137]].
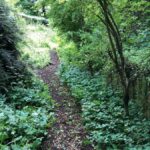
[[38, 51, 93, 150]]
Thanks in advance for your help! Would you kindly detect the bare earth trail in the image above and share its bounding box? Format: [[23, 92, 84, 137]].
[[38, 51, 93, 150]]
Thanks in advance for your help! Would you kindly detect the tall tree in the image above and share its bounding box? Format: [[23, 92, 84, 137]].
[[96, 0, 137, 116]]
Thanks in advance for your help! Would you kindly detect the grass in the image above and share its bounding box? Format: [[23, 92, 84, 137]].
[[19, 22, 58, 68]]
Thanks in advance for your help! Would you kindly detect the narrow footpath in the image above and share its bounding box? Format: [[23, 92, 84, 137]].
[[38, 51, 93, 150]]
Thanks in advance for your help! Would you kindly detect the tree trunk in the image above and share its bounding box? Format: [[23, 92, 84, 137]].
[[42, 5, 46, 17], [96, 0, 132, 116], [123, 85, 130, 116], [18, 13, 48, 25], [88, 61, 94, 76]]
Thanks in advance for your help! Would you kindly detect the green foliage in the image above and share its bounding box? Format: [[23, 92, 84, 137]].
[[59, 64, 150, 149], [0, 1, 55, 149], [0, 77, 54, 149], [51, 0, 150, 148], [83, 100, 150, 149], [6, 0, 149, 149], [47, 0, 112, 74], [49, 0, 150, 75], [16, 0, 50, 17], [0, 0, 25, 93], [19, 23, 56, 68], [48, 0, 84, 43], [118, 0, 150, 73], [45, 0, 150, 148], [16, 0, 38, 15]]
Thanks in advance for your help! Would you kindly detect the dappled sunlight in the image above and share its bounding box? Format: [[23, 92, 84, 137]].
[[20, 23, 58, 68]]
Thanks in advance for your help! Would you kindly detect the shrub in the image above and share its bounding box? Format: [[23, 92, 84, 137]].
[[0, 0, 25, 93]]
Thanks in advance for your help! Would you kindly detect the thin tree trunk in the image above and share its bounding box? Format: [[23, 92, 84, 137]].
[[96, 0, 132, 116], [123, 83, 130, 116], [42, 5, 46, 17]]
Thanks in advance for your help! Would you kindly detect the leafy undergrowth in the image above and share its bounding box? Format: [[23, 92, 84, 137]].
[[59, 64, 150, 150], [19, 22, 58, 68], [0, 76, 54, 150]]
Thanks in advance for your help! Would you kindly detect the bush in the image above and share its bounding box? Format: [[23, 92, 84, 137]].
[[0, 0, 25, 93], [16, 0, 38, 15]]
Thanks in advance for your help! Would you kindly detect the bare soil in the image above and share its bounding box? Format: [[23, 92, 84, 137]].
[[37, 51, 93, 150]]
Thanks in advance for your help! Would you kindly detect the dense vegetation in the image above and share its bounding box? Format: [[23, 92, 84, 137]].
[[1, 0, 150, 149], [0, 1, 54, 149], [59, 65, 150, 149], [0, 0, 24, 93], [47, 0, 150, 149]]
